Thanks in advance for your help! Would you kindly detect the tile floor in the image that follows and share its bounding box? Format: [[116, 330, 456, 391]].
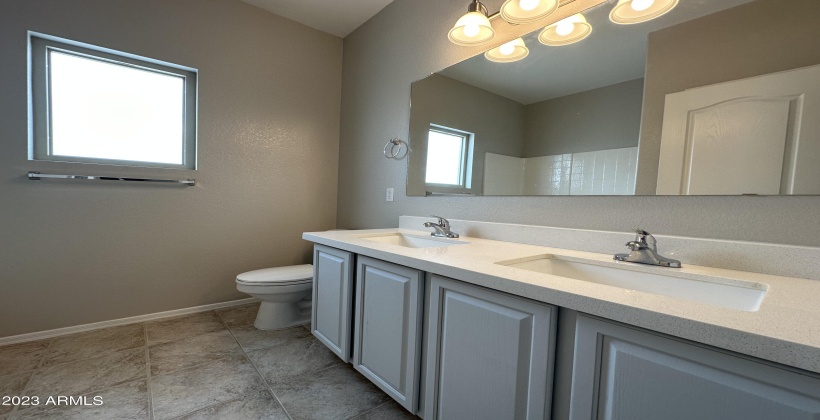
[[0, 303, 418, 420]]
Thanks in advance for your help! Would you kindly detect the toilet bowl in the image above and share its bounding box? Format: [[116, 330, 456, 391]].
[[235, 264, 313, 330]]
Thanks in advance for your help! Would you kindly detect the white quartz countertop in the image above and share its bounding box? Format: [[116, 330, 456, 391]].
[[303, 228, 820, 374]]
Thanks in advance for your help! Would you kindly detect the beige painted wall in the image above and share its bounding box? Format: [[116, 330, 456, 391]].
[[636, 0, 820, 194], [337, 0, 820, 247], [0, 0, 342, 337], [407, 74, 525, 195], [523, 78, 643, 158]]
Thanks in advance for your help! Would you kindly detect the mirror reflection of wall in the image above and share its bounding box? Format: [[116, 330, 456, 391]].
[[407, 74, 525, 196], [517, 78, 642, 196], [407, 0, 820, 197], [485, 78, 645, 196], [407, 73, 643, 196]]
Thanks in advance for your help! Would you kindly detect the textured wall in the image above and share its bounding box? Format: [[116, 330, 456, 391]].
[[636, 0, 820, 194], [523, 78, 643, 158], [0, 0, 342, 337], [336, 0, 820, 247], [407, 74, 525, 195]]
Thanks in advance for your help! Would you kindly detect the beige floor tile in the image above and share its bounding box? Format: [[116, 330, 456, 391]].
[[0, 341, 49, 377], [150, 354, 267, 420], [1, 313, 399, 420], [215, 303, 260, 328], [175, 389, 288, 420], [247, 336, 341, 385], [270, 364, 391, 420], [0, 372, 33, 416], [149, 330, 242, 375], [11, 380, 149, 420], [23, 348, 146, 402], [146, 312, 225, 346], [42, 324, 144, 367], [230, 325, 311, 353]]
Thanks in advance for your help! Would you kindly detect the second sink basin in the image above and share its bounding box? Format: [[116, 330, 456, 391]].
[[360, 233, 467, 249], [496, 255, 768, 312]]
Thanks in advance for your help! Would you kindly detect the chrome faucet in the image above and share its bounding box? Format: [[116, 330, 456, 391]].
[[423, 215, 459, 238], [614, 229, 681, 268]]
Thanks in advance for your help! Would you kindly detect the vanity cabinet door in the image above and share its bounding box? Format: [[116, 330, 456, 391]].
[[424, 275, 557, 420], [352, 257, 424, 412], [311, 245, 355, 362], [569, 315, 820, 420]]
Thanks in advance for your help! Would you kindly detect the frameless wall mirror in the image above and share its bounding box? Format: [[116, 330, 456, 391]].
[[407, 0, 820, 196]]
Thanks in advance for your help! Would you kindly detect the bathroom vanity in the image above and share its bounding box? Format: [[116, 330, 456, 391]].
[[303, 217, 820, 419]]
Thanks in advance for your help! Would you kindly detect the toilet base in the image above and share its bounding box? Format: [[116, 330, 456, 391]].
[[253, 299, 312, 330]]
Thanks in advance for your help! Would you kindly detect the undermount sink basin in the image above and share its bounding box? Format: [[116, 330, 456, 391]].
[[360, 233, 468, 249], [496, 255, 768, 312]]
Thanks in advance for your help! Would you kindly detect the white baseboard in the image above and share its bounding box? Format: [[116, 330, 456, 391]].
[[0, 297, 259, 347]]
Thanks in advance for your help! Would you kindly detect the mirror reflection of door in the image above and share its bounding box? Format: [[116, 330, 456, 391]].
[[657, 64, 820, 195]]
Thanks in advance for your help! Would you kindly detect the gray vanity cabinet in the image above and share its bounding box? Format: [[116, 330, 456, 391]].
[[569, 315, 820, 420], [311, 244, 355, 362], [424, 275, 558, 420], [352, 257, 424, 412]]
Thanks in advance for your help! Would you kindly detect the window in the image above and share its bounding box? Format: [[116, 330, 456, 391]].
[[425, 125, 474, 189], [29, 33, 197, 169]]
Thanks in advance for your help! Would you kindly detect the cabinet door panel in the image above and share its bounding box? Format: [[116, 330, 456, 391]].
[[311, 245, 354, 362], [353, 257, 423, 412], [425, 275, 556, 420], [570, 315, 820, 420]]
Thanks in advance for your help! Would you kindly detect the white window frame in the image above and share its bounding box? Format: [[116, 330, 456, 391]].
[[425, 124, 474, 191], [28, 32, 198, 170]]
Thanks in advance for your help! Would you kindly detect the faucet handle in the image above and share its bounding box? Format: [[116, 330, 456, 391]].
[[625, 240, 645, 250], [430, 215, 449, 228], [633, 229, 657, 251]]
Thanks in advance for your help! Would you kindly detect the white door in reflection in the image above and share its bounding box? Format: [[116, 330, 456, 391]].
[[657, 64, 820, 195]]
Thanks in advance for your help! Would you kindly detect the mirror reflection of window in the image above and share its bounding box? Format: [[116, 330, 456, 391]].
[[425, 125, 474, 189]]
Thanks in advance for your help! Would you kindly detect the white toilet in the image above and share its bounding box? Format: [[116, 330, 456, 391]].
[[235, 264, 313, 330]]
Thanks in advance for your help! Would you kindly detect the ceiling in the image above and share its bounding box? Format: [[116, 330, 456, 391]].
[[440, 0, 755, 104], [241, 0, 396, 38]]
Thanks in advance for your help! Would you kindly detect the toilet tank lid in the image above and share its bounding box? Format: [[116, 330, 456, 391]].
[[236, 264, 313, 283]]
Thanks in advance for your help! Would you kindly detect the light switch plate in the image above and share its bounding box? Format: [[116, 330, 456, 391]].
[[386, 188, 394, 202]]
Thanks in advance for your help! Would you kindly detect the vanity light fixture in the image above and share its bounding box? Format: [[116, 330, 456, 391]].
[[448, 0, 495, 46], [484, 38, 529, 63], [609, 0, 679, 24], [538, 14, 592, 46], [499, 0, 559, 25]]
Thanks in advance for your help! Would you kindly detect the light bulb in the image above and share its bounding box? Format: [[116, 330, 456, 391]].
[[555, 19, 575, 36], [463, 23, 480, 38], [499, 41, 516, 56], [631, 0, 655, 12], [518, 0, 540, 11]]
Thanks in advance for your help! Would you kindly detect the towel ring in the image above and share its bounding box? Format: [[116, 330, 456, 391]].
[[384, 138, 410, 159]]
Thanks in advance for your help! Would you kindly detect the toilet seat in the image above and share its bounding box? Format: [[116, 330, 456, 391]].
[[234, 264, 313, 330], [236, 264, 313, 286]]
